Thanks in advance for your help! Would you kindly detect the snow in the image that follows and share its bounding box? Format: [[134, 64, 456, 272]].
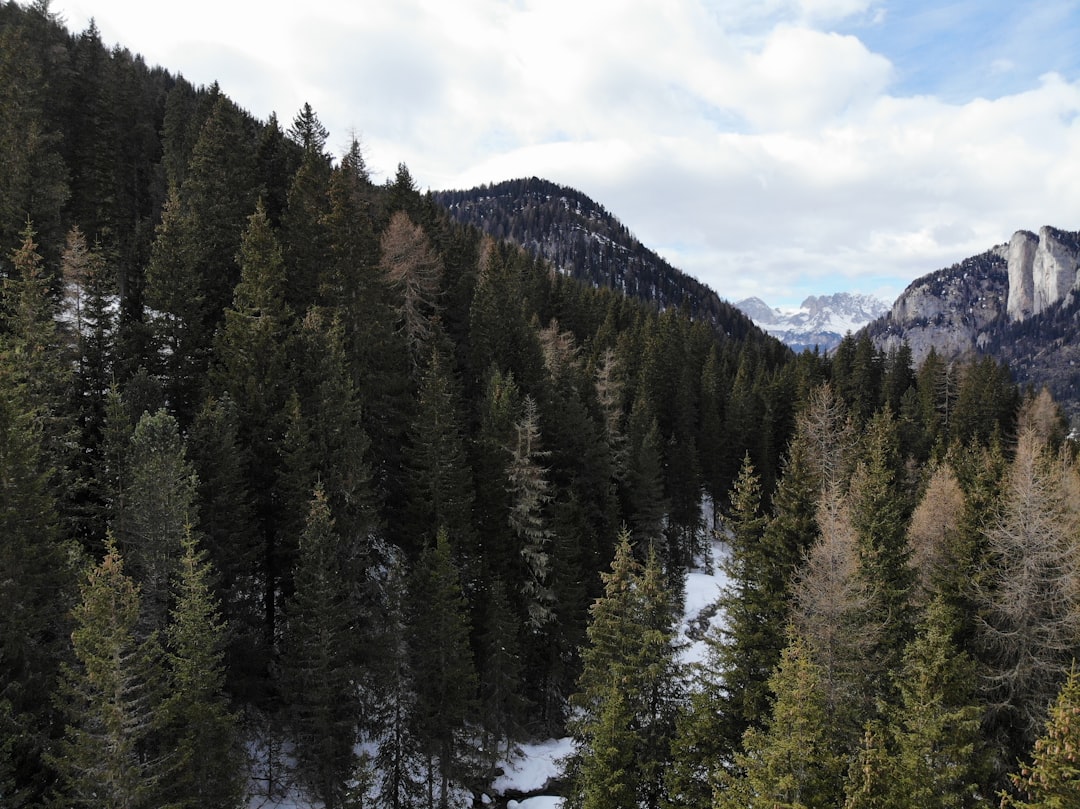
[[492, 737, 573, 796], [508, 798, 563, 809], [678, 536, 729, 667]]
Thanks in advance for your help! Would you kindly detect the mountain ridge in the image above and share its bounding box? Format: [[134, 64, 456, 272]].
[[865, 224, 1080, 423], [431, 177, 774, 346]]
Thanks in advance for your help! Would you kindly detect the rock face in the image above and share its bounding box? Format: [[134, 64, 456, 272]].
[[865, 223, 1080, 425], [1008, 226, 1080, 321], [1006, 230, 1038, 321], [868, 250, 1009, 366]]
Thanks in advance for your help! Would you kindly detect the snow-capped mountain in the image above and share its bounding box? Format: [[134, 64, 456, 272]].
[[735, 293, 890, 352]]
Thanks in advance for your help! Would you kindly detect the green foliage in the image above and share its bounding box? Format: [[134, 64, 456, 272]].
[[407, 529, 479, 809], [569, 529, 683, 809], [161, 530, 244, 809], [282, 487, 365, 809], [1002, 667, 1080, 809], [51, 541, 169, 809], [715, 630, 847, 809]]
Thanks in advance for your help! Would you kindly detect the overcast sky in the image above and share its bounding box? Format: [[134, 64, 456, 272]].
[[53, 0, 1080, 309]]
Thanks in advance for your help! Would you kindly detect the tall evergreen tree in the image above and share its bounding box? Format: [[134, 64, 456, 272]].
[[115, 408, 198, 636], [1001, 667, 1080, 809], [160, 530, 244, 809], [407, 529, 479, 809], [51, 541, 169, 809], [507, 394, 556, 629], [568, 529, 683, 809], [281, 487, 367, 809], [714, 630, 847, 809]]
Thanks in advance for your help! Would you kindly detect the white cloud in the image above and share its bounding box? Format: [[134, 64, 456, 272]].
[[52, 0, 1080, 309]]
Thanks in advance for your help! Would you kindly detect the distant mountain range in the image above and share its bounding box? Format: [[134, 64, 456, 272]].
[[734, 293, 890, 352]]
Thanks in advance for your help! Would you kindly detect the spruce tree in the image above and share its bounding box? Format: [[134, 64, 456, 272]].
[[569, 529, 682, 809], [51, 541, 169, 809], [1002, 667, 1080, 808], [715, 630, 847, 809], [116, 408, 198, 636], [281, 487, 366, 809], [161, 530, 244, 809], [407, 529, 479, 809], [507, 394, 556, 629]]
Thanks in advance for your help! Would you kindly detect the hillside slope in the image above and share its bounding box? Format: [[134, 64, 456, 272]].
[[432, 178, 773, 346]]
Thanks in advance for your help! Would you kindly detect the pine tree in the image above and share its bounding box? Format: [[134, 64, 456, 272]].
[[161, 530, 244, 809], [51, 540, 169, 809]]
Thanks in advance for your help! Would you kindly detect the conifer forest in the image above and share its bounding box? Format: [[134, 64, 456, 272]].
[[2, 3, 1079, 807]]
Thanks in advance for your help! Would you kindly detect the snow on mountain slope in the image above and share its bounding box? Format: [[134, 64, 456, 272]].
[[736, 292, 889, 352]]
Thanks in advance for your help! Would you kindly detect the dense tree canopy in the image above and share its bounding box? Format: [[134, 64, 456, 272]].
[[0, 5, 1076, 808]]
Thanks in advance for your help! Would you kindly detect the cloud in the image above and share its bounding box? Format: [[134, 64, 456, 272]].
[[53, 0, 1080, 309]]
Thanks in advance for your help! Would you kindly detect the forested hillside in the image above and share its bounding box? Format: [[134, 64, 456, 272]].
[[2, 3, 1079, 808], [432, 178, 761, 339]]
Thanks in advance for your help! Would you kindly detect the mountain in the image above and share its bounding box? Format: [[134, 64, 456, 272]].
[[865, 225, 1080, 423], [734, 292, 889, 352], [431, 178, 771, 345]]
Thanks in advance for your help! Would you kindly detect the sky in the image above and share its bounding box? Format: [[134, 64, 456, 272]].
[[52, 0, 1080, 309]]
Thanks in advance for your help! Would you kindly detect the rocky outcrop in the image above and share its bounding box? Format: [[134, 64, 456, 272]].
[[1006, 230, 1038, 321], [867, 250, 1009, 366], [1006, 226, 1080, 321]]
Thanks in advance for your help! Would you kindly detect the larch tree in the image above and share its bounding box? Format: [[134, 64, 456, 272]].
[[379, 211, 443, 375], [978, 428, 1080, 765], [792, 484, 880, 752]]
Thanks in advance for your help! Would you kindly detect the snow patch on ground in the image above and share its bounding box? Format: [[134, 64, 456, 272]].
[[491, 737, 574, 796], [679, 537, 729, 667]]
